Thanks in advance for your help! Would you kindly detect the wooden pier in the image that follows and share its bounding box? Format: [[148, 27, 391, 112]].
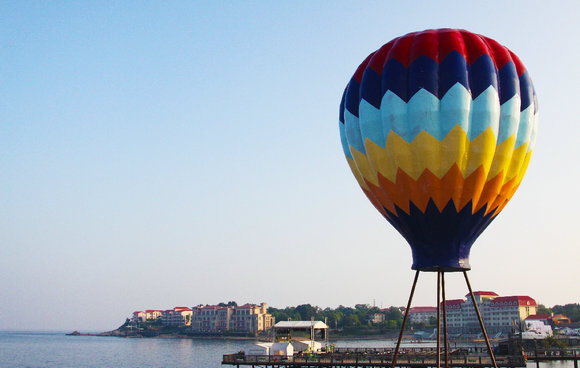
[[526, 347, 580, 368], [222, 347, 525, 368], [222, 353, 524, 367], [222, 346, 580, 368]]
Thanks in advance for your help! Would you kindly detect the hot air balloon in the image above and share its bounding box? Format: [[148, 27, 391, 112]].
[[338, 29, 537, 367], [339, 29, 537, 270]]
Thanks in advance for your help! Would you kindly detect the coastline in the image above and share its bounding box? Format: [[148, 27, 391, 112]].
[[67, 328, 403, 341], [68, 328, 266, 340]]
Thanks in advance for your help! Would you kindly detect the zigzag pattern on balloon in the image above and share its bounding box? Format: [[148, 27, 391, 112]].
[[338, 29, 538, 271], [348, 53, 535, 111], [358, 84, 536, 146], [341, 29, 537, 117], [353, 147, 532, 218], [343, 129, 533, 216], [341, 82, 538, 157], [354, 125, 531, 181], [339, 31, 538, 211], [382, 198, 498, 271]]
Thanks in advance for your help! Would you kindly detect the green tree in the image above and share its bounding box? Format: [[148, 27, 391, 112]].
[[384, 307, 403, 321], [344, 314, 361, 327], [537, 304, 552, 315], [552, 304, 580, 322], [217, 301, 238, 307], [295, 304, 318, 320]]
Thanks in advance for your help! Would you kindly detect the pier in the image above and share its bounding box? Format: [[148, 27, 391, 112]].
[[222, 346, 580, 368], [526, 347, 580, 368]]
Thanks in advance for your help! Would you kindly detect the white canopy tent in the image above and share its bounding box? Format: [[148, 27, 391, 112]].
[[273, 320, 329, 353]]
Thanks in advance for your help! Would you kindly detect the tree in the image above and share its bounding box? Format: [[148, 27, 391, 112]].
[[344, 314, 361, 327], [354, 304, 370, 313], [265, 303, 411, 331], [217, 301, 238, 307], [385, 320, 398, 329], [537, 304, 552, 315], [295, 304, 317, 320], [384, 307, 403, 321], [552, 304, 580, 322]]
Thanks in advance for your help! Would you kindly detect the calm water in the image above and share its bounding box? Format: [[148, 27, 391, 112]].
[[0, 331, 575, 368]]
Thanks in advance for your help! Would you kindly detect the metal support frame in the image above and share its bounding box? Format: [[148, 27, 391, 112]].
[[464, 271, 498, 368], [391, 270, 499, 368], [392, 270, 420, 368], [437, 272, 441, 368], [441, 272, 449, 368]]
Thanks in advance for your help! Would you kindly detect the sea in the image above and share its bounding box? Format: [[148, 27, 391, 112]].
[[0, 331, 575, 368]]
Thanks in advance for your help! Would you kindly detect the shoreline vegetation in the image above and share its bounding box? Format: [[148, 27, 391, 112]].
[[67, 303, 580, 340], [69, 325, 404, 340]]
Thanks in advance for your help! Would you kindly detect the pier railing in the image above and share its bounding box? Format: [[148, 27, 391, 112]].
[[526, 347, 580, 360], [223, 347, 580, 367], [222, 352, 526, 367]]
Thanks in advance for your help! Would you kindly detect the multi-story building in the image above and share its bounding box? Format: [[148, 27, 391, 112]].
[[190, 302, 274, 334], [132, 309, 163, 323], [190, 305, 233, 332], [231, 303, 270, 333], [407, 307, 437, 325], [161, 307, 193, 326], [132, 311, 147, 323], [444, 291, 537, 334], [145, 309, 163, 320]]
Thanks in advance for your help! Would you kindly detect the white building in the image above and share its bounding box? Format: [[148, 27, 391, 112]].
[[407, 307, 437, 325], [131, 309, 162, 323], [444, 291, 537, 334]]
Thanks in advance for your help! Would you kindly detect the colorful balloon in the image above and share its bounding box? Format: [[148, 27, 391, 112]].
[[339, 29, 538, 271]]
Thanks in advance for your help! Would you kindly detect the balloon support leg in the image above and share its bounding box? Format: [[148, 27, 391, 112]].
[[463, 271, 498, 368], [391, 270, 498, 368], [392, 270, 419, 368]]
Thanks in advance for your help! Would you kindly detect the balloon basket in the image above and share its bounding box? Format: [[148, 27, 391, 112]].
[[392, 270, 498, 368]]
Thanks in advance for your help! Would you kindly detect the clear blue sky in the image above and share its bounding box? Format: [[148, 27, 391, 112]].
[[1, 1, 578, 331]]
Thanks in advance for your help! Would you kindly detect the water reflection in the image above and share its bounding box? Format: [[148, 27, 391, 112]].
[[0, 332, 575, 368]]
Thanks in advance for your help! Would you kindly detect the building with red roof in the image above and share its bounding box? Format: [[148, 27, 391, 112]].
[[468, 291, 499, 298], [416, 291, 538, 334], [525, 314, 550, 323], [407, 307, 437, 324], [131, 310, 164, 323], [444, 299, 464, 309], [161, 307, 193, 326], [132, 311, 147, 323], [525, 313, 571, 325], [551, 314, 571, 325], [489, 296, 537, 308]]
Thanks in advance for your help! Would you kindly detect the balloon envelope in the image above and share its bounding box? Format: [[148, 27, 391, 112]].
[[339, 29, 538, 271]]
